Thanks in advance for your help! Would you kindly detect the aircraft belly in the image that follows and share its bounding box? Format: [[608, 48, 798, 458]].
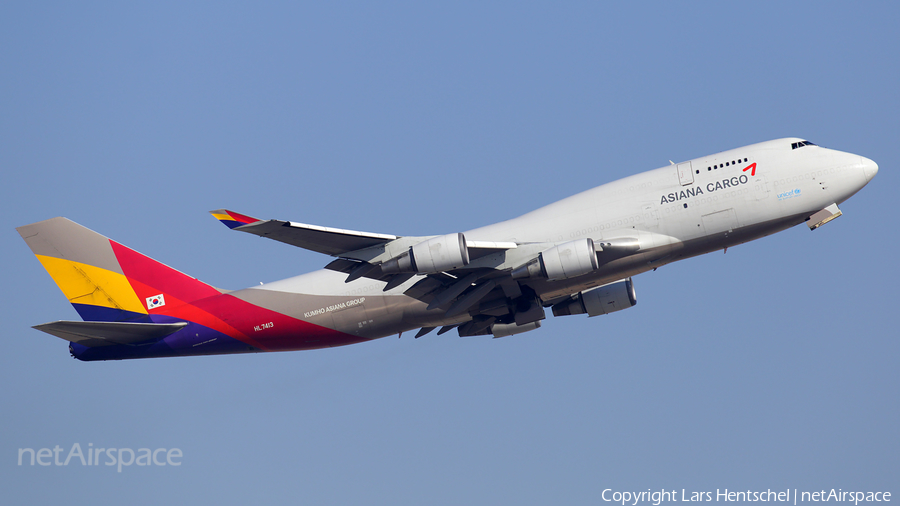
[[330, 293, 405, 337], [532, 210, 810, 302], [532, 244, 678, 301], [234, 287, 417, 340]]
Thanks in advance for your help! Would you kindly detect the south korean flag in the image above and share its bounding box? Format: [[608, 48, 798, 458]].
[[146, 294, 166, 310]]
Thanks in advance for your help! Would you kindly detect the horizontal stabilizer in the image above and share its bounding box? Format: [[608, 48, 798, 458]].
[[211, 209, 397, 256], [33, 320, 188, 348]]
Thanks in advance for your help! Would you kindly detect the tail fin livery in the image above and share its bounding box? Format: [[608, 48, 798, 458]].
[[18, 217, 359, 361], [17, 217, 222, 323]]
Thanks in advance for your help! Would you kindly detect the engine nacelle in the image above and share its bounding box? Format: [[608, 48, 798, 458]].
[[381, 233, 470, 274], [512, 238, 599, 281], [551, 278, 637, 317]]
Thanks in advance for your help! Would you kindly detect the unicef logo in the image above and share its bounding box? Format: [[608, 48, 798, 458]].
[[777, 189, 803, 200]]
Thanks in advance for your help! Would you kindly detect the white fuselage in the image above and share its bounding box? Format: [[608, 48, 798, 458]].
[[242, 138, 876, 339]]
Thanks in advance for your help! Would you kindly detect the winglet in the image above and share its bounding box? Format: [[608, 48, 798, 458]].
[[210, 209, 261, 229]]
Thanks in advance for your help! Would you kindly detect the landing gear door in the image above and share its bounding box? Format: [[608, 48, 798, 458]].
[[677, 162, 694, 186]]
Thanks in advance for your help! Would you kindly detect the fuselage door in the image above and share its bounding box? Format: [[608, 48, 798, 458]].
[[677, 162, 694, 186], [701, 208, 739, 236]]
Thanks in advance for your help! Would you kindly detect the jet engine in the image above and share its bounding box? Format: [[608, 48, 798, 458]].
[[511, 238, 599, 281], [551, 278, 636, 317], [381, 233, 470, 274]]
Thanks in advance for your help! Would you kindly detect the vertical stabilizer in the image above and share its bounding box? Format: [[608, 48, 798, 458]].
[[17, 217, 221, 322]]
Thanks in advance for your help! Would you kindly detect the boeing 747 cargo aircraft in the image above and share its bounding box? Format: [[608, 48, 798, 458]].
[[18, 138, 878, 361]]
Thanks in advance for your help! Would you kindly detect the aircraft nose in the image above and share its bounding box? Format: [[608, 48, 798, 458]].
[[861, 156, 879, 183]]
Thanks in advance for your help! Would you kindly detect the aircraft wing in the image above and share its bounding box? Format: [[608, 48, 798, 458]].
[[211, 209, 398, 256], [210, 209, 637, 337], [212, 210, 525, 322], [211, 209, 518, 259]]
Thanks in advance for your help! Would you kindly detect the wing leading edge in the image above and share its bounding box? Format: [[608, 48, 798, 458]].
[[211, 209, 518, 259], [211, 209, 398, 256]]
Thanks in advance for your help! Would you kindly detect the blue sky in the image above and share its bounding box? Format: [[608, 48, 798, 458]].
[[1, 2, 897, 504]]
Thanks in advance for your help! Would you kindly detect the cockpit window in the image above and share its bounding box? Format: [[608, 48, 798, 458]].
[[791, 140, 818, 149]]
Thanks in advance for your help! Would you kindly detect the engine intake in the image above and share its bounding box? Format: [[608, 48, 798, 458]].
[[381, 233, 470, 274], [551, 278, 637, 317]]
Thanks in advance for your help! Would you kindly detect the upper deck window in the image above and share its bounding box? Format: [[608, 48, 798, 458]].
[[791, 140, 818, 150]]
